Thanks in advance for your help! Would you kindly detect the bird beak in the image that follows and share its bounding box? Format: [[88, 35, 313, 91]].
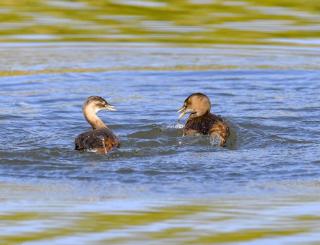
[[105, 104, 117, 111], [178, 106, 190, 120]]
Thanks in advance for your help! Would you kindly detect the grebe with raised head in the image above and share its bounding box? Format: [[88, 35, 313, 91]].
[[178, 93, 229, 146], [75, 96, 120, 154]]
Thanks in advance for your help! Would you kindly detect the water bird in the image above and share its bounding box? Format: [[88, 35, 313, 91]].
[[75, 96, 120, 154], [178, 93, 230, 146]]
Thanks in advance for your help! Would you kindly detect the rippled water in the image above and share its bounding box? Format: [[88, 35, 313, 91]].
[[1, 68, 319, 184], [1, 0, 320, 243], [1, 0, 320, 45], [1, 43, 320, 243]]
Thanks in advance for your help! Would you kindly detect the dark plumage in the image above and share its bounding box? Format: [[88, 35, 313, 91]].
[[75, 96, 120, 154], [178, 93, 230, 146], [75, 128, 119, 154]]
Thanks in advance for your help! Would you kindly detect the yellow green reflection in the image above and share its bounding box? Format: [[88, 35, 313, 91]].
[[0, 0, 319, 44]]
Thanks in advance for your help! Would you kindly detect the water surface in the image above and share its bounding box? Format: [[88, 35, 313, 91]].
[[0, 44, 320, 243], [1, 0, 320, 243], [0, 0, 320, 45]]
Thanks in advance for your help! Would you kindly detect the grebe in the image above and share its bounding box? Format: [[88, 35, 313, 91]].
[[75, 96, 120, 154], [178, 93, 229, 146]]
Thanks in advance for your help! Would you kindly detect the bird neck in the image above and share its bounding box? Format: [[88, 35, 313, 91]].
[[83, 106, 107, 130]]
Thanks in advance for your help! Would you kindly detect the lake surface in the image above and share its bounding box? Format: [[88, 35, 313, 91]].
[[1, 0, 320, 244], [0, 43, 320, 244], [1, 0, 320, 45]]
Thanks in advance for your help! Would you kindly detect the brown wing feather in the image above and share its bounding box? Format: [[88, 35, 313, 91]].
[[209, 119, 229, 146], [183, 113, 229, 146], [75, 128, 120, 153]]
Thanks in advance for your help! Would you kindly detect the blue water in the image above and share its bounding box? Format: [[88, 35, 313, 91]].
[[0, 44, 320, 244]]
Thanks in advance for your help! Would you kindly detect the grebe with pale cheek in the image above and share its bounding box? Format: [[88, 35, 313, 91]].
[[75, 96, 120, 154], [178, 93, 230, 146]]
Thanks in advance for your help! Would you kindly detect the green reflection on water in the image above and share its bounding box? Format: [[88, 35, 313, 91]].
[[190, 228, 309, 244], [0, 204, 210, 244], [0, 201, 316, 244], [0, 0, 319, 44]]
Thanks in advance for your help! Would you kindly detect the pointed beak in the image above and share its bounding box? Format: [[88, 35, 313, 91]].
[[105, 104, 117, 111], [177, 106, 188, 120]]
